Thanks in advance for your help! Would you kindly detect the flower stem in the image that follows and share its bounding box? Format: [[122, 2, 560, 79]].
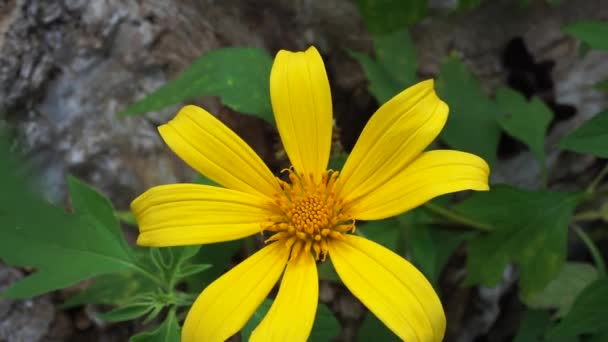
[[423, 202, 492, 232], [572, 210, 602, 222], [586, 164, 608, 195], [573, 224, 606, 276]]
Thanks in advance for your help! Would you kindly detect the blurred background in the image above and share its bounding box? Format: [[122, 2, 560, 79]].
[[1, 0, 607, 341]]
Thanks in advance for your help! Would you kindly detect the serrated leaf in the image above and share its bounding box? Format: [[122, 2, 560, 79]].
[[130, 310, 181, 342], [436, 55, 501, 165], [547, 277, 608, 338], [349, 29, 417, 103], [68, 177, 132, 257], [309, 303, 341, 341], [495, 87, 553, 163], [242, 300, 339, 341], [120, 48, 274, 124], [317, 259, 341, 282], [349, 51, 403, 104], [559, 111, 608, 158], [99, 303, 153, 323], [513, 310, 552, 342], [0, 146, 137, 298], [457, 185, 581, 296], [62, 272, 151, 308], [358, 218, 401, 252], [458, 0, 483, 10], [403, 220, 472, 285], [523, 262, 598, 317], [563, 20, 608, 51], [357, 311, 400, 342], [241, 298, 273, 339], [357, 0, 427, 34], [184, 239, 244, 291], [176, 263, 212, 279]]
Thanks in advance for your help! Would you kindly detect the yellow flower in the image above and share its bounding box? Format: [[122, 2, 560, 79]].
[[131, 46, 489, 342]]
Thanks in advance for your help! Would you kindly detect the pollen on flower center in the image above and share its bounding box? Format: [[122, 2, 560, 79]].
[[262, 168, 355, 261]]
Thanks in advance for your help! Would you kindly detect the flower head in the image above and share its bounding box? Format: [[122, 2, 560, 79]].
[[132, 46, 489, 342]]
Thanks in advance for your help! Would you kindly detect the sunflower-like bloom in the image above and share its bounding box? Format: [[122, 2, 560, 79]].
[[131, 46, 489, 342]]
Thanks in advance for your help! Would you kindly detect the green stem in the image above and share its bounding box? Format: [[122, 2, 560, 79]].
[[572, 210, 602, 222], [423, 202, 492, 232], [130, 264, 169, 291], [573, 224, 606, 276], [586, 164, 608, 195]]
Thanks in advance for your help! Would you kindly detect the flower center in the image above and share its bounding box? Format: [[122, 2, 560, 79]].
[[263, 168, 355, 261]]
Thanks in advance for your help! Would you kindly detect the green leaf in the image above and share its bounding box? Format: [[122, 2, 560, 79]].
[[62, 272, 151, 308], [495, 88, 553, 163], [309, 303, 340, 341], [523, 262, 598, 317], [357, 311, 400, 341], [130, 309, 181, 342], [436, 55, 501, 165], [349, 29, 417, 103], [99, 303, 153, 323], [120, 48, 274, 124], [317, 259, 341, 282], [559, 111, 608, 158], [595, 79, 608, 91], [458, 0, 483, 10], [547, 277, 608, 338], [513, 310, 578, 342], [68, 177, 132, 257], [458, 185, 581, 296], [242, 300, 339, 341], [184, 239, 244, 291], [358, 218, 401, 252], [513, 310, 552, 342], [405, 223, 471, 285], [176, 263, 212, 279], [328, 152, 349, 171], [357, 0, 427, 34], [193, 174, 219, 186], [0, 147, 136, 298], [241, 298, 273, 339], [563, 20, 608, 51]]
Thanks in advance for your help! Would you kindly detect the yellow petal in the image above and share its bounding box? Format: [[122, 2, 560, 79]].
[[250, 253, 318, 342], [270, 46, 333, 180], [337, 80, 448, 204], [348, 150, 490, 220], [159, 105, 279, 199], [132, 184, 273, 246], [182, 242, 289, 342], [329, 235, 445, 342]]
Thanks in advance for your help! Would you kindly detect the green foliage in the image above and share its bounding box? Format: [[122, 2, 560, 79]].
[[130, 309, 181, 342], [458, 0, 483, 10], [495, 87, 553, 164], [523, 262, 598, 317], [242, 300, 340, 340], [559, 111, 608, 158], [62, 272, 150, 308], [547, 277, 608, 338], [358, 218, 401, 252], [401, 208, 472, 286], [358, 311, 400, 341], [120, 48, 274, 124], [349, 29, 417, 103], [436, 55, 501, 165], [0, 170, 135, 298], [563, 20, 608, 51], [512, 310, 552, 342], [357, 0, 427, 35], [458, 185, 581, 296]]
